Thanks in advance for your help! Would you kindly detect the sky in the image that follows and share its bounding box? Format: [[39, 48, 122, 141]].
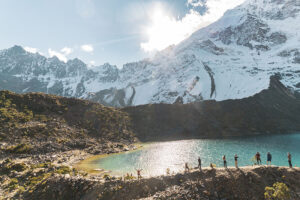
[[0, 0, 244, 68]]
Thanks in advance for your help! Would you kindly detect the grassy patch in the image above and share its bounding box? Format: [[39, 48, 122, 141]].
[[55, 165, 72, 174], [6, 143, 33, 154], [25, 173, 51, 189], [7, 178, 19, 191], [31, 162, 53, 169], [0, 159, 28, 174], [0, 94, 33, 123]]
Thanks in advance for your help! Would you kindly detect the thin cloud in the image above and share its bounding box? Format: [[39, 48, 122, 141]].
[[24, 46, 38, 54], [81, 44, 94, 52], [48, 48, 68, 62], [94, 35, 138, 47], [61, 47, 73, 55], [89, 60, 96, 66], [141, 0, 245, 52]]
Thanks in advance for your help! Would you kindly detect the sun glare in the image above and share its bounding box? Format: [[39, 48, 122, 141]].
[[141, 0, 245, 52], [141, 6, 199, 52]]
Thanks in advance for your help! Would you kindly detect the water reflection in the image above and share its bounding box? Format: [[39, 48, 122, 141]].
[[91, 133, 300, 176]]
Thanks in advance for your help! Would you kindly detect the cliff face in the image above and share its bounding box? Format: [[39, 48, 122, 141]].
[[123, 76, 300, 141]]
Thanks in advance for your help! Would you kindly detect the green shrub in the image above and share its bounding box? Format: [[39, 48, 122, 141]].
[[35, 114, 49, 122], [55, 166, 72, 174], [264, 182, 291, 200], [1, 161, 27, 174], [8, 178, 19, 191], [31, 162, 52, 169], [6, 143, 33, 154], [26, 173, 51, 188], [124, 174, 134, 180], [103, 174, 111, 181], [11, 162, 27, 172], [17, 186, 26, 194], [0, 94, 33, 123]]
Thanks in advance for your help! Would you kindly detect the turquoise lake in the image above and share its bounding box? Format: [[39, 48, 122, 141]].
[[89, 133, 300, 176]]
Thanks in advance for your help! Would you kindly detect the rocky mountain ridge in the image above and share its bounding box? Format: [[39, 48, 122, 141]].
[[0, 0, 299, 107], [123, 76, 300, 141]]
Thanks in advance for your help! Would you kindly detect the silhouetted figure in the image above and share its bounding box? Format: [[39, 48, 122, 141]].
[[135, 169, 143, 180], [267, 152, 272, 165], [223, 155, 227, 168], [185, 162, 190, 173], [288, 153, 292, 168], [166, 168, 170, 176], [198, 157, 202, 171], [234, 154, 239, 168], [255, 152, 261, 165]]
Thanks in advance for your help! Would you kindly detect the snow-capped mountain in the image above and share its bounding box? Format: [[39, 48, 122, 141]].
[[0, 0, 299, 107]]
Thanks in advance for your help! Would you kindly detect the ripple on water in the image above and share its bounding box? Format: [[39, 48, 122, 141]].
[[84, 133, 300, 176]]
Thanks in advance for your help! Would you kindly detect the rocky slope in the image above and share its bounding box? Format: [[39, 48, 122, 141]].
[[0, 0, 299, 107], [0, 90, 136, 155], [123, 76, 300, 141], [0, 90, 140, 199], [21, 166, 300, 200]]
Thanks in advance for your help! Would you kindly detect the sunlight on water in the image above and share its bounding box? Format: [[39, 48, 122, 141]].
[[88, 133, 300, 176]]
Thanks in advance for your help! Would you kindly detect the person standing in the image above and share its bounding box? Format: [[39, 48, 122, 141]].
[[223, 155, 227, 168], [256, 152, 261, 165], [267, 152, 272, 166], [135, 169, 143, 180], [198, 157, 202, 171], [185, 162, 190, 173], [234, 154, 238, 168], [287, 153, 292, 168]]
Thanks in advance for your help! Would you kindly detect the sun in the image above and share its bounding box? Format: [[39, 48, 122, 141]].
[[141, 5, 194, 52]]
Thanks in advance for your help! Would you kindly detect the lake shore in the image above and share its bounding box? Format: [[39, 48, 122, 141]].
[[0, 142, 140, 199], [75, 134, 300, 178], [1, 141, 300, 200], [75, 143, 144, 174]]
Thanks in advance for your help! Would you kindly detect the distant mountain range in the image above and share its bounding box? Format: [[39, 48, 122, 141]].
[[0, 0, 299, 107]]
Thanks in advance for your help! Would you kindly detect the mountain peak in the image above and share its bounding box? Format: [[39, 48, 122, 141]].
[[6, 45, 26, 55], [67, 58, 86, 66]]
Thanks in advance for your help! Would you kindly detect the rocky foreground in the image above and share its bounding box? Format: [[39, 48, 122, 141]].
[[2, 162, 299, 200]]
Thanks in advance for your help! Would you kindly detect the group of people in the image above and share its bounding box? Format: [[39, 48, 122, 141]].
[[184, 152, 294, 172], [135, 152, 294, 179], [253, 152, 293, 168]]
